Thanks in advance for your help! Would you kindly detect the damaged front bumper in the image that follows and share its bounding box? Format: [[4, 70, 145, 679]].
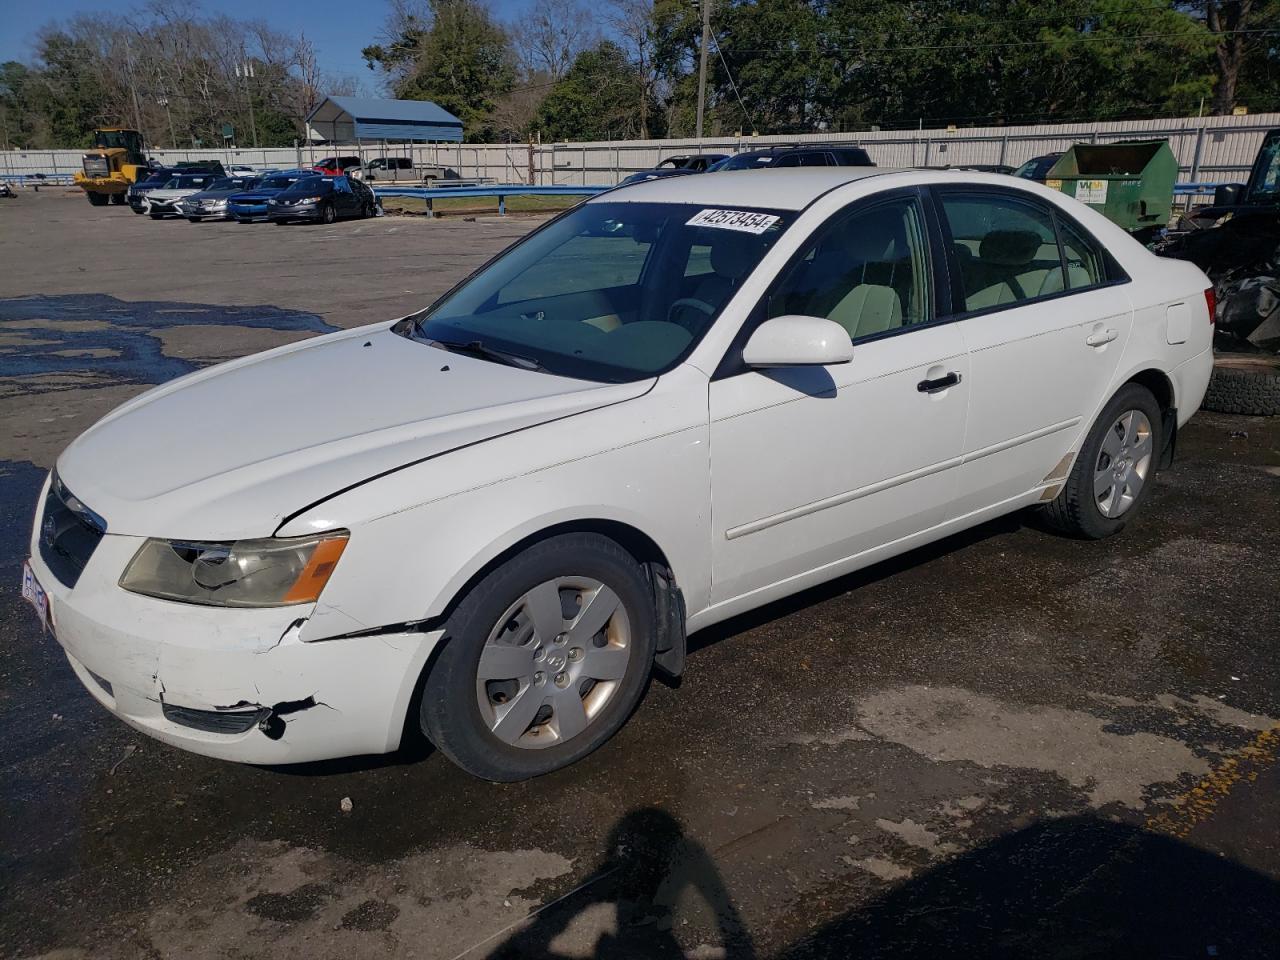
[[28, 512, 441, 765]]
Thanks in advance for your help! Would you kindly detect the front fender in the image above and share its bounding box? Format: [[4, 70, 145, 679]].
[[287, 366, 713, 643]]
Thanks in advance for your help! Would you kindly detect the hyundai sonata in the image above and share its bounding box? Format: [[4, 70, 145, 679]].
[[24, 169, 1213, 780]]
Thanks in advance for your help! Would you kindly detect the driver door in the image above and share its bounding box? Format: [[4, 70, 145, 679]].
[[708, 192, 970, 604]]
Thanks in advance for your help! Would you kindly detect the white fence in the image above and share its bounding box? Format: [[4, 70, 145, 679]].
[[4, 112, 1276, 187]]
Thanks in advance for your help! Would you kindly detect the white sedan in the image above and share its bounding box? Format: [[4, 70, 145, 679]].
[[142, 172, 218, 218], [24, 169, 1213, 780]]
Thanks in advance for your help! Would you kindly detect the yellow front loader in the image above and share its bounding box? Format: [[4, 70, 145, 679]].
[[74, 128, 150, 206]]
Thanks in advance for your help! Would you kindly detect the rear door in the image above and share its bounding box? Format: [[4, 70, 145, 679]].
[[932, 186, 1134, 517]]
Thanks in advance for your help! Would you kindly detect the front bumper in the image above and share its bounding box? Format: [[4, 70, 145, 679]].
[[268, 202, 321, 222], [26, 477, 440, 764], [230, 204, 271, 222]]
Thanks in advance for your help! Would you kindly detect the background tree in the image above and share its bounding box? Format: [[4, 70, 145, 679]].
[[534, 40, 661, 140]]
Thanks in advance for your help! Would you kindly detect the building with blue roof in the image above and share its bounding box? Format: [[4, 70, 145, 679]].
[[305, 96, 464, 144]]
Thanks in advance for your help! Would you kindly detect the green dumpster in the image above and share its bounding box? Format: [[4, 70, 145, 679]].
[[1045, 140, 1178, 237]]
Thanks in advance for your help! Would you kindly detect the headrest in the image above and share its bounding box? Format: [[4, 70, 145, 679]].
[[979, 229, 1040, 266], [710, 233, 759, 280]]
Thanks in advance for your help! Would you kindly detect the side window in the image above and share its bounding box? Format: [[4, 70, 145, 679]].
[[1057, 218, 1105, 290], [769, 196, 933, 341], [939, 193, 1063, 311]]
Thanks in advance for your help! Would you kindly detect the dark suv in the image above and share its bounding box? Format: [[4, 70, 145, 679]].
[[709, 145, 875, 171]]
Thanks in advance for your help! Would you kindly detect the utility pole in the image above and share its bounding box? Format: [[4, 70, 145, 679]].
[[236, 60, 259, 149], [157, 96, 176, 148], [695, 0, 712, 139], [124, 35, 145, 139]]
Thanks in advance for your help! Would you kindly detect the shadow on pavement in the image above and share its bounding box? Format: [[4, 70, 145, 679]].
[[491, 807, 757, 959], [491, 810, 1279, 959]]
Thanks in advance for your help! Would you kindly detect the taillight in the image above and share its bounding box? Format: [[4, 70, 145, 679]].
[[1205, 286, 1216, 324]]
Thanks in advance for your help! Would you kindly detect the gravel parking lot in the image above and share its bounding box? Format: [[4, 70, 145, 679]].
[[2, 188, 1279, 959]]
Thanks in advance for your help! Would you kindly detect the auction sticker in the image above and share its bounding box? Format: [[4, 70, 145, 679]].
[[687, 209, 780, 234], [1074, 179, 1109, 204]]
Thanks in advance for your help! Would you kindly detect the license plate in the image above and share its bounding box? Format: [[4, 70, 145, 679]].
[[21, 560, 54, 635]]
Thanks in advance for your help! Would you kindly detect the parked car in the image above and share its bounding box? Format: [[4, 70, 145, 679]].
[[178, 176, 261, 222], [226, 165, 257, 177], [267, 174, 376, 224], [956, 163, 1017, 175], [1013, 153, 1064, 182], [24, 169, 1212, 781], [708, 145, 875, 171], [313, 155, 363, 176], [0, 181, 14, 198], [226, 170, 317, 222], [128, 166, 221, 214], [144, 172, 220, 219], [363, 156, 447, 183], [619, 154, 729, 186]]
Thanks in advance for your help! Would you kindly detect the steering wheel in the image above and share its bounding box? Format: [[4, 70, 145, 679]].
[[666, 297, 716, 333]]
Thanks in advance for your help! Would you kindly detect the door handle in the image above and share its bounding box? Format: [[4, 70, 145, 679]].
[[917, 371, 962, 394], [1085, 328, 1119, 347]]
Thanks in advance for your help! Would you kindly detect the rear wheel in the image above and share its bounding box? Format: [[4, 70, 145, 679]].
[[1041, 383, 1162, 539], [421, 533, 657, 781], [86, 192, 109, 206]]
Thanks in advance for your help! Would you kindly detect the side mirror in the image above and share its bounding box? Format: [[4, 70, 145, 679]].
[[742, 315, 854, 368], [1213, 182, 1245, 207]]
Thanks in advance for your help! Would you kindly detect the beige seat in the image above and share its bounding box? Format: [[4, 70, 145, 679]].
[[828, 284, 903, 339]]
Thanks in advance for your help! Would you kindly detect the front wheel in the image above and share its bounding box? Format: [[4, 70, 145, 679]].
[[86, 192, 109, 206], [1041, 383, 1163, 539], [110, 193, 126, 205], [320, 202, 336, 225], [420, 533, 657, 781], [149, 213, 164, 220]]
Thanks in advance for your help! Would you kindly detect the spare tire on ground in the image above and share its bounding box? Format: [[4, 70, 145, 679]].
[[1203, 353, 1280, 416]]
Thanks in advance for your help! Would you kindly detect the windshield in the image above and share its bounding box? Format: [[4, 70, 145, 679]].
[[211, 177, 255, 190], [409, 201, 792, 382], [1248, 132, 1280, 202], [715, 153, 775, 171], [142, 171, 170, 186], [165, 175, 214, 189], [279, 176, 328, 194], [262, 174, 307, 189]]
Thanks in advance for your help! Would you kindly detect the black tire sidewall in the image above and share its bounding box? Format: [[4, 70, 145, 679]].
[[421, 534, 656, 782], [1068, 384, 1163, 538], [322, 202, 336, 224]]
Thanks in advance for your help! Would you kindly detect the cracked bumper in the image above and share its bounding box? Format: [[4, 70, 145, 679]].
[[28, 503, 441, 764]]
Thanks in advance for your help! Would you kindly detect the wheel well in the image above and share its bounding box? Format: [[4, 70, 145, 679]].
[[1126, 368, 1174, 412], [430, 519, 674, 628], [1125, 368, 1177, 467]]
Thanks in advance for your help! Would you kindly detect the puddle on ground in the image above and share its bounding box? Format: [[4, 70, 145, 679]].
[[0, 294, 336, 388]]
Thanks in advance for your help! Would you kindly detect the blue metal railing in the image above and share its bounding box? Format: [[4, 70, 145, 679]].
[[6, 174, 77, 187], [372, 182, 608, 216]]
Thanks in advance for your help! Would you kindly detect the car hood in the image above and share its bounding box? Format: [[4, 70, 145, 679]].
[[148, 188, 200, 201], [56, 323, 651, 539], [230, 186, 292, 202]]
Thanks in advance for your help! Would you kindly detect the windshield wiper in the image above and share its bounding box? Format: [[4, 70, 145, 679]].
[[426, 338, 546, 372]]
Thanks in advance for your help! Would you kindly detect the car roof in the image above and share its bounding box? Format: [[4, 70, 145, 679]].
[[600, 167, 1071, 211], [601, 167, 892, 209]]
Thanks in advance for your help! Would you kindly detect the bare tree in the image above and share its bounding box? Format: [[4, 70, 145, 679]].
[[606, 0, 657, 138], [514, 0, 595, 80]]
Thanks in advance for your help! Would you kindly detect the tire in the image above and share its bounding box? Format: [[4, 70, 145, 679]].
[[421, 533, 657, 781], [110, 193, 126, 205], [1041, 383, 1163, 539], [149, 213, 164, 220], [86, 192, 109, 206], [274, 219, 288, 226], [320, 202, 336, 225], [1202, 353, 1280, 416], [187, 217, 201, 223], [131, 206, 146, 215]]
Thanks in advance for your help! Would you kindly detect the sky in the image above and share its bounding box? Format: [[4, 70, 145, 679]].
[[0, 0, 537, 89]]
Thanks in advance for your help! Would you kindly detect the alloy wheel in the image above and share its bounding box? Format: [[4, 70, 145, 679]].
[[475, 577, 632, 750], [1094, 409, 1153, 518]]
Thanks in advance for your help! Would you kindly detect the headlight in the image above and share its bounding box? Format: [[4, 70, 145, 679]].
[[295, 196, 323, 204], [120, 531, 348, 607]]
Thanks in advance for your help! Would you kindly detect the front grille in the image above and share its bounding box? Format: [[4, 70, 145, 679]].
[[162, 702, 267, 734], [82, 155, 110, 177], [37, 474, 106, 589]]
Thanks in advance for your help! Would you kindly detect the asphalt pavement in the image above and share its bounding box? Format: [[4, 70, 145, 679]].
[[1, 189, 1278, 959]]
